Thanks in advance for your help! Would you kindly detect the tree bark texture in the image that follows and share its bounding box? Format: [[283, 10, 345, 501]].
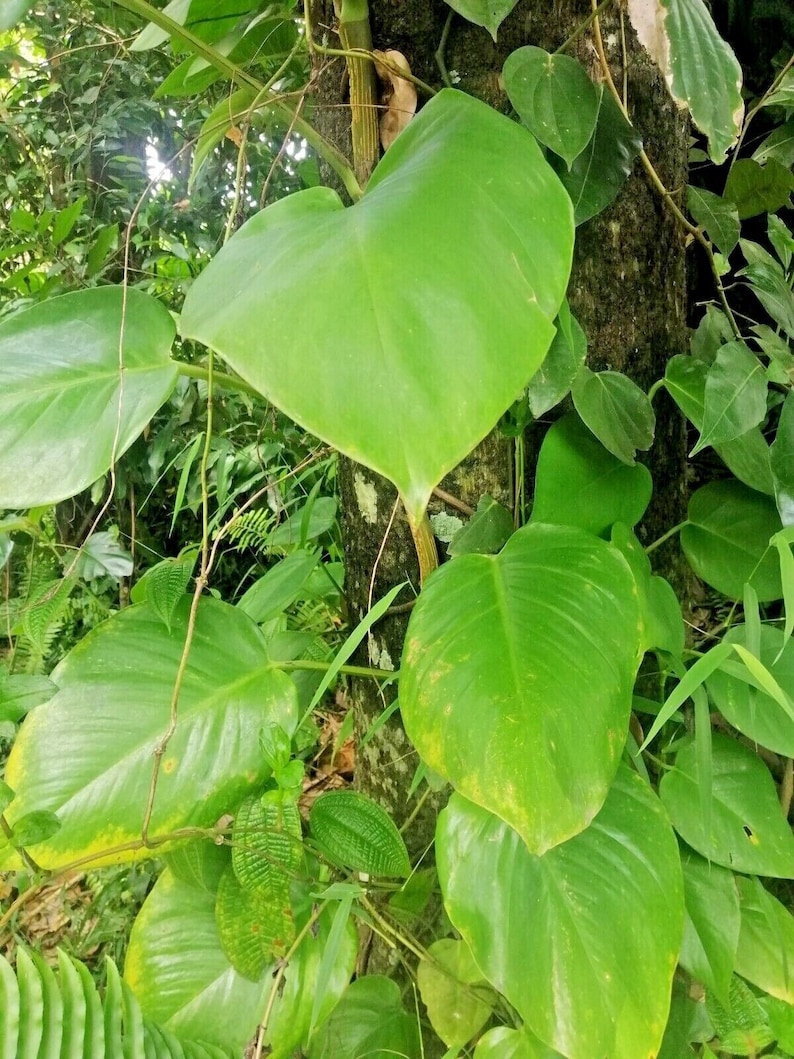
[[307, 0, 690, 957]]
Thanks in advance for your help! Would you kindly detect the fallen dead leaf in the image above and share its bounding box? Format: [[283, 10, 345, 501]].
[[373, 50, 417, 151]]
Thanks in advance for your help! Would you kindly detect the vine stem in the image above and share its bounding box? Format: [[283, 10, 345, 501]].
[[175, 362, 261, 400], [645, 520, 689, 555], [589, 0, 741, 339], [553, 0, 614, 56]]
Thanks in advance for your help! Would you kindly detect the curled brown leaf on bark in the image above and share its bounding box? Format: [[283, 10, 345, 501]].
[[373, 49, 417, 151]]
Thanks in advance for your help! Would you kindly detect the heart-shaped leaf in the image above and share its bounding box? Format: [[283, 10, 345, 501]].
[[401, 522, 642, 854], [181, 90, 573, 525], [443, 0, 519, 39], [571, 367, 655, 464], [0, 287, 178, 509], [503, 46, 600, 167], [437, 767, 683, 1059], [531, 413, 652, 537], [0, 598, 297, 869], [681, 480, 783, 601], [660, 734, 794, 876]]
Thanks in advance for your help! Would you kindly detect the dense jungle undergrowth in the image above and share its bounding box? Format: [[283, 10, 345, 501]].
[[0, 0, 794, 1056]]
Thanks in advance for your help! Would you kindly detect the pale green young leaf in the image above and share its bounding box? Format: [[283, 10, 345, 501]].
[[417, 939, 494, 1048], [503, 46, 600, 166], [679, 849, 740, 1005], [735, 875, 794, 1003]]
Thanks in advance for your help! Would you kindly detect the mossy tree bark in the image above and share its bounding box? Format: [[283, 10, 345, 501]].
[[307, 0, 689, 965]]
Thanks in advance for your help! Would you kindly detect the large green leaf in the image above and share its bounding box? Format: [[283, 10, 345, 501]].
[[735, 875, 794, 1003], [125, 867, 269, 1050], [503, 46, 600, 167], [681, 480, 783, 602], [627, 0, 743, 162], [401, 522, 642, 854], [679, 848, 740, 1004], [549, 86, 642, 225], [181, 90, 573, 525], [660, 734, 794, 876], [706, 624, 794, 755], [0, 598, 297, 869], [531, 413, 652, 537], [475, 1027, 564, 1058], [0, 287, 178, 508], [437, 768, 683, 1059]]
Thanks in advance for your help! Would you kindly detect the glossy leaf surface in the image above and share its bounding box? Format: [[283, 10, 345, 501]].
[[503, 46, 600, 166], [402, 523, 641, 853], [693, 342, 767, 454], [0, 287, 177, 508], [181, 90, 573, 524], [531, 413, 652, 537], [475, 1027, 565, 1058], [437, 768, 683, 1059], [1, 598, 297, 868], [306, 976, 420, 1059], [660, 735, 794, 876], [443, 0, 519, 39], [571, 367, 655, 464], [681, 480, 782, 601], [526, 301, 586, 417]]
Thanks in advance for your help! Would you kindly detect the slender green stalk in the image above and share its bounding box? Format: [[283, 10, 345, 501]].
[[278, 658, 397, 680], [645, 520, 688, 555], [554, 0, 614, 55], [176, 361, 262, 400]]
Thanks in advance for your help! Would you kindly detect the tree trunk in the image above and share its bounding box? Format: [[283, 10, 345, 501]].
[[308, 0, 689, 969]]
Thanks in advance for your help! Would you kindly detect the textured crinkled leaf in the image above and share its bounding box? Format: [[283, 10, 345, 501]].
[[503, 46, 600, 166], [660, 734, 794, 876], [571, 367, 655, 464], [679, 848, 740, 1004], [706, 624, 794, 755], [1, 598, 297, 869], [735, 876, 794, 1003], [402, 522, 642, 854], [437, 768, 683, 1059], [681, 480, 783, 601], [0, 287, 177, 508], [132, 551, 197, 630], [181, 90, 573, 525], [125, 868, 269, 1049], [165, 839, 228, 895], [627, 0, 743, 162], [550, 86, 642, 224], [215, 864, 293, 978], [232, 793, 302, 891], [309, 790, 410, 877], [443, 0, 519, 39], [531, 413, 652, 536]]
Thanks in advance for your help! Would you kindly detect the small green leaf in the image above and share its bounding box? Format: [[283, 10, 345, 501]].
[[310, 791, 410, 877], [550, 86, 642, 224], [571, 367, 655, 464], [10, 810, 61, 848], [133, 549, 197, 630], [531, 413, 652, 536], [71, 530, 134, 582], [706, 624, 794, 755], [448, 495, 513, 558], [688, 186, 740, 255], [417, 939, 494, 1048], [753, 119, 794, 168], [726, 158, 794, 220], [503, 46, 600, 167], [679, 848, 740, 1004], [681, 480, 782, 601], [660, 734, 794, 876], [692, 342, 767, 454], [443, 0, 519, 39], [706, 976, 774, 1056], [761, 67, 794, 109], [238, 550, 320, 623], [769, 214, 794, 271], [306, 976, 421, 1059], [735, 875, 794, 1003], [740, 238, 794, 338], [0, 673, 55, 724], [526, 302, 587, 417]]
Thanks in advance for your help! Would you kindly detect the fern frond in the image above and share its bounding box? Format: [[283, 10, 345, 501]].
[[0, 948, 236, 1059]]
